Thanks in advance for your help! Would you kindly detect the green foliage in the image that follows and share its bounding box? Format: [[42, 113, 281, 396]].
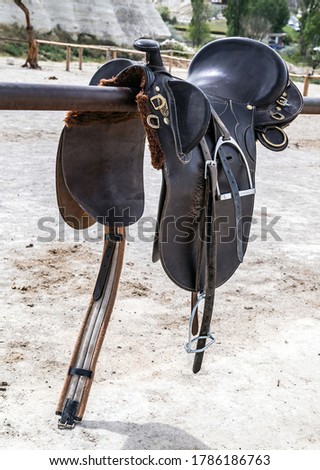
[[189, 0, 211, 47], [298, 0, 320, 59], [225, 0, 250, 36], [2, 41, 27, 57], [158, 6, 171, 23], [157, 5, 177, 25], [303, 10, 320, 46], [283, 25, 299, 43], [225, 0, 289, 38], [0, 23, 116, 62]]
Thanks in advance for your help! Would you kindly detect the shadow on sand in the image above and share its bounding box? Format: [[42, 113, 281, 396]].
[[83, 420, 210, 450]]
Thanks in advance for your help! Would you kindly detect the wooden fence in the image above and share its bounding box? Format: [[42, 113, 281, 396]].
[[1, 37, 319, 95], [35, 39, 193, 73]]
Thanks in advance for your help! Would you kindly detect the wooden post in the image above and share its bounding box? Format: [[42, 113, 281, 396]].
[[79, 47, 83, 71], [66, 46, 71, 72], [303, 74, 310, 96], [35, 41, 39, 61], [169, 50, 173, 73]]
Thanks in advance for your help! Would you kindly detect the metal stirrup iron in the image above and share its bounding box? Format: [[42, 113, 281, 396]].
[[185, 292, 215, 354]]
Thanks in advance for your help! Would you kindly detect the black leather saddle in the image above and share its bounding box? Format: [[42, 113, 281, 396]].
[[56, 37, 303, 372]]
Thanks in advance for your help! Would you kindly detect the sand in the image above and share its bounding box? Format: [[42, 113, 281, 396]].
[[0, 56, 319, 450]]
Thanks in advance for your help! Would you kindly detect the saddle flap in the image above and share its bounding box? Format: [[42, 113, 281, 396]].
[[167, 80, 211, 156], [56, 129, 96, 230], [56, 57, 146, 229], [254, 80, 303, 129]]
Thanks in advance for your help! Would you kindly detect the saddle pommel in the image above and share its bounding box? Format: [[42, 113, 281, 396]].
[[133, 38, 165, 71]]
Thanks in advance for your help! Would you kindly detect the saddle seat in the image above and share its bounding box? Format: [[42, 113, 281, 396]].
[[187, 37, 288, 106]]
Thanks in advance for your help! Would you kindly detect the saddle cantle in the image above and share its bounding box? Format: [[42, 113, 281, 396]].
[[56, 37, 303, 427]]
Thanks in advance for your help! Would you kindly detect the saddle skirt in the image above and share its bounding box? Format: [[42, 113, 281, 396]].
[[56, 37, 303, 295]]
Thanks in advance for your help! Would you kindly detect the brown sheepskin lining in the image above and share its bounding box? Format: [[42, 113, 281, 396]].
[[136, 91, 165, 170], [64, 111, 137, 127]]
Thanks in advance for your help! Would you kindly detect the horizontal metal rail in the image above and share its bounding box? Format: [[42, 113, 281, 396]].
[[0, 82, 319, 114], [302, 97, 320, 114], [0, 82, 137, 112]]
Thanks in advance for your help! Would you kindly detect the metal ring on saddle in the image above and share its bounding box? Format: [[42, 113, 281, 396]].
[[270, 111, 285, 121], [146, 114, 160, 129], [276, 97, 288, 106], [150, 94, 168, 111], [185, 291, 215, 354], [261, 126, 288, 149]]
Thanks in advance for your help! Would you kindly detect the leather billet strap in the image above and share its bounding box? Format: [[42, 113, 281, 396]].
[[210, 104, 255, 263], [56, 227, 126, 428], [216, 145, 243, 263], [189, 137, 217, 374]]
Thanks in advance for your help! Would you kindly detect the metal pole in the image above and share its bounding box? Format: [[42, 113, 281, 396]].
[[302, 97, 320, 114], [0, 82, 319, 114], [0, 82, 138, 112]]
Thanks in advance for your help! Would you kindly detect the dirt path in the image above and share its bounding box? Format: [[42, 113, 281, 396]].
[[0, 57, 319, 450]]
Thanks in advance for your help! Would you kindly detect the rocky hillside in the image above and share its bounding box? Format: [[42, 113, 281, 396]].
[[0, 0, 171, 46]]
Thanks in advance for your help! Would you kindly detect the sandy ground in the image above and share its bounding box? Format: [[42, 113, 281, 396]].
[[0, 56, 319, 451]]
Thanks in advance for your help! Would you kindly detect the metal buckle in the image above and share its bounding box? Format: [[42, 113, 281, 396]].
[[150, 93, 169, 117], [150, 94, 167, 111], [270, 111, 285, 121], [276, 97, 288, 106], [212, 136, 256, 201], [204, 160, 217, 179], [185, 291, 215, 354], [146, 114, 160, 129], [57, 419, 76, 430]]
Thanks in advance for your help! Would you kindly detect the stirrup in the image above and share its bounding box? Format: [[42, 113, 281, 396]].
[[213, 135, 256, 201], [185, 291, 215, 354]]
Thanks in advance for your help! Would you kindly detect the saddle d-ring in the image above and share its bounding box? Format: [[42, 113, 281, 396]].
[[146, 114, 160, 129], [261, 126, 288, 149], [185, 291, 215, 354], [270, 111, 285, 121]]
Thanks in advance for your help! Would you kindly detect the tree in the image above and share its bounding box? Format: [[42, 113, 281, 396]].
[[189, 0, 211, 47], [225, 0, 250, 36], [225, 0, 289, 39], [14, 0, 40, 69], [298, 0, 320, 57]]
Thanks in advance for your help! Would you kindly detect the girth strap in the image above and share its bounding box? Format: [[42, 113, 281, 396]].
[[217, 145, 244, 262], [56, 227, 126, 429], [212, 101, 256, 263], [185, 137, 217, 373]]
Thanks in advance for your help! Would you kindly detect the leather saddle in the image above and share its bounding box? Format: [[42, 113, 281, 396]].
[[56, 37, 303, 371]]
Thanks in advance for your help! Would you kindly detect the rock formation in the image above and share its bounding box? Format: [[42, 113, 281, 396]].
[[0, 0, 171, 45]]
